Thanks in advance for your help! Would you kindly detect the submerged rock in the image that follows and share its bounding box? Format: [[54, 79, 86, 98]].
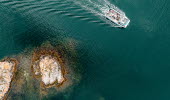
[[32, 49, 66, 88], [0, 59, 17, 100]]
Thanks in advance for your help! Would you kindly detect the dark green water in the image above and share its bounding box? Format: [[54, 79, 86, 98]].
[[0, 0, 170, 100]]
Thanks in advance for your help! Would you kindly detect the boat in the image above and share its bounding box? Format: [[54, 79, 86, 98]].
[[102, 6, 130, 28]]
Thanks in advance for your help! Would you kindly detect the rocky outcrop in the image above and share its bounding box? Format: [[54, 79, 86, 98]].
[[32, 54, 65, 88], [33, 56, 65, 86], [0, 59, 17, 100]]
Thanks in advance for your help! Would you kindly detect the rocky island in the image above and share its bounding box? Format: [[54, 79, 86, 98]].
[[32, 49, 66, 88], [0, 58, 17, 100]]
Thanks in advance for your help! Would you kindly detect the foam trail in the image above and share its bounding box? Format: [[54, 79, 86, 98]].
[[66, 0, 122, 27]]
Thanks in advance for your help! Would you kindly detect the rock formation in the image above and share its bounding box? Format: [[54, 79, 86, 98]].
[[32, 49, 66, 88], [0, 59, 17, 100]]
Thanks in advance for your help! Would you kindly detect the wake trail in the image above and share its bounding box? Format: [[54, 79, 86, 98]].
[[66, 0, 121, 27]]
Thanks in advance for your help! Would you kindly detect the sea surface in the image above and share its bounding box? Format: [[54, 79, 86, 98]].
[[0, 0, 170, 100]]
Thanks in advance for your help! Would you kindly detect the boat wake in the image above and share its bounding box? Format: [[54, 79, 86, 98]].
[[68, 0, 124, 27], [0, 0, 127, 28]]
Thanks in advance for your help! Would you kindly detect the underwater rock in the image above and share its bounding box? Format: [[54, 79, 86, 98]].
[[32, 49, 66, 88], [0, 58, 17, 100]]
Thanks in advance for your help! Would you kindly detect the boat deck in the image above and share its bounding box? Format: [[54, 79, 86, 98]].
[[104, 8, 130, 28]]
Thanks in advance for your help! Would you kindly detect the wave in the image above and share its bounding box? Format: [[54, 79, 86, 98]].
[[0, 0, 124, 27]]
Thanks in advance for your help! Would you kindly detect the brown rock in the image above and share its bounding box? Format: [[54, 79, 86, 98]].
[[0, 58, 17, 100]]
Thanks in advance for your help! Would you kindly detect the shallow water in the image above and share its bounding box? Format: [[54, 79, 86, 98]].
[[0, 0, 170, 100]]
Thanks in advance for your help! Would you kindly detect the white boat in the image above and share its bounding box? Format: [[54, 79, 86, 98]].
[[102, 6, 130, 28]]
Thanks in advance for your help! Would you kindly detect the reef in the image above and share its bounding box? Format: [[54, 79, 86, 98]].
[[32, 48, 66, 88], [0, 58, 17, 100], [0, 40, 81, 99]]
